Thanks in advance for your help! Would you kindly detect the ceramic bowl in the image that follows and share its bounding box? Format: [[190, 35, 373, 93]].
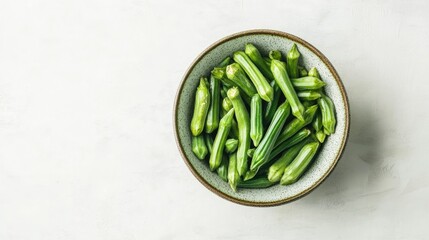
[[173, 29, 350, 207]]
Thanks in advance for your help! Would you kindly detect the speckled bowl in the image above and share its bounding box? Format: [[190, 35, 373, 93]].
[[173, 29, 350, 207]]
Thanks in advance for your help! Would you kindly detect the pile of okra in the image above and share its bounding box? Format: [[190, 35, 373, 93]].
[[190, 43, 336, 192]]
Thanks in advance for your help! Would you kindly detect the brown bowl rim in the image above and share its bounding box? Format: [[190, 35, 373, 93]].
[[173, 29, 350, 207]]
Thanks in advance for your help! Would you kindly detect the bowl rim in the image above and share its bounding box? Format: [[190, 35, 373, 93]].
[[173, 29, 350, 207]]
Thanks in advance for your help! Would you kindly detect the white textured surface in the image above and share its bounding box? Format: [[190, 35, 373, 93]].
[[0, 0, 428, 239]]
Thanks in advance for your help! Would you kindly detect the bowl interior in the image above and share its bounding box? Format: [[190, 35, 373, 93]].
[[175, 31, 349, 206]]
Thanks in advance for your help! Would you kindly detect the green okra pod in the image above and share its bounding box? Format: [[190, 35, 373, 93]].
[[204, 58, 231, 133], [209, 108, 235, 170], [217, 154, 228, 182], [269, 50, 282, 60], [213, 67, 252, 104], [218, 56, 231, 68], [302, 101, 317, 108], [204, 134, 214, 154], [287, 44, 300, 78], [316, 130, 326, 143], [268, 137, 314, 183], [205, 75, 221, 133], [247, 148, 255, 158], [318, 93, 336, 135], [312, 111, 322, 131], [250, 94, 264, 146], [291, 76, 326, 90], [264, 57, 272, 66], [225, 138, 238, 153], [227, 87, 250, 176], [271, 59, 305, 121], [225, 63, 257, 98], [280, 142, 320, 185], [190, 77, 211, 136], [308, 67, 320, 78], [298, 66, 308, 77], [269, 128, 312, 161], [247, 101, 291, 180], [228, 152, 239, 192], [192, 135, 208, 160], [297, 91, 322, 101], [220, 88, 227, 99], [238, 177, 276, 189], [245, 43, 274, 80], [221, 97, 239, 138], [264, 81, 281, 124], [312, 111, 326, 143], [233, 51, 274, 102], [222, 97, 233, 112], [275, 105, 318, 147]]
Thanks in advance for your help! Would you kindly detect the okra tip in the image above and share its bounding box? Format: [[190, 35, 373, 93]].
[[288, 43, 300, 59], [308, 67, 320, 78]]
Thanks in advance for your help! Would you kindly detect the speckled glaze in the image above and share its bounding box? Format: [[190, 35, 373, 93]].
[[173, 30, 350, 207]]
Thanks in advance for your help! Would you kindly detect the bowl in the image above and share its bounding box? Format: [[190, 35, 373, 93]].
[[173, 29, 350, 207]]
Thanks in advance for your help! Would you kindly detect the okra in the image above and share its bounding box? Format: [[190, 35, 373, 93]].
[[298, 66, 308, 77], [312, 112, 326, 142], [286, 43, 300, 78], [264, 57, 271, 66], [275, 105, 318, 146], [233, 51, 274, 102], [269, 50, 282, 60], [238, 177, 276, 189], [245, 43, 274, 80], [271, 59, 305, 121], [192, 135, 208, 160], [264, 81, 281, 124], [227, 87, 250, 176], [225, 138, 238, 153], [222, 97, 239, 138], [222, 97, 233, 112], [268, 137, 314, 183], [248, 101, 291, 180], [316, 131, 326, 143], [280, 142, 320, 185], [205, 75, 221, 133], [247, 148, 255, 158], [302, 101, 317, 108], [312, 112, 322, 131], [190, 77, 211, 136], [269, 128, 312, 161], [228, 152, 239, 192], [291, 76, 326, 90], [297, 91, 322, 101], [308, 67, 320, 78], [225, 63, 257, 99], [220, 88, 227, 99], [209, 109, 234, 170], [204, 134, 214, 154], [212, 67, 253, 104], [217, 154, 228, 182], [218, 56, 231, 68], [318, 93, 336, 134], [204, 58, 230, 133], [250, 94, 264, 146]]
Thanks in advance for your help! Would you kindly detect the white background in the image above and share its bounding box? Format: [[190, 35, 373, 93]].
[[0, 0, 428, 239]]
